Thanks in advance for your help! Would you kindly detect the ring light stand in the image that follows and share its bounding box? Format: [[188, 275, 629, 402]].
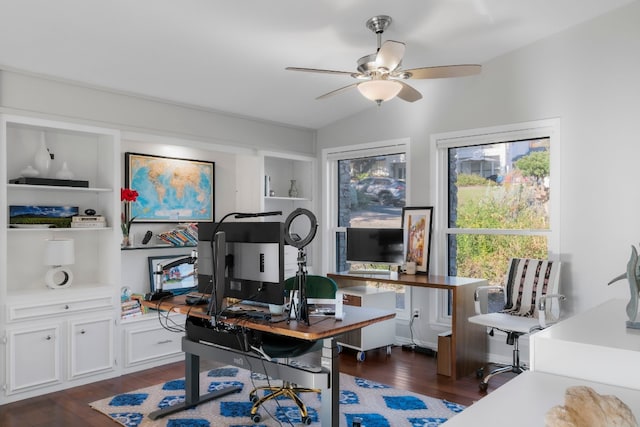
[[284, 208, 318, 325]]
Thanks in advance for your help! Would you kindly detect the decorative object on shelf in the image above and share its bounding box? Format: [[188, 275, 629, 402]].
[[55, 161, 75, 179], [33, 132, 52, 177], [288, 179, 299, 197], [19, 165, 39, 177], [44, 238, 75, 289], [264, 175, 271, 196], [125, 152, 214, 222], [9, 176, 89, 187], [121, 187, 139, 247], [401, 206, 434, 274], [9, 205, 79, 228], [607, 244, 640, 329]]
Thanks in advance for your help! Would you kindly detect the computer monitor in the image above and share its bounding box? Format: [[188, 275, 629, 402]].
[[346, 227, 404, 265], [197, 221, 286, 316]]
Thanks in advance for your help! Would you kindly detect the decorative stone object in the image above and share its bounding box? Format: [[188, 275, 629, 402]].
[[545, 386, 637, 427]]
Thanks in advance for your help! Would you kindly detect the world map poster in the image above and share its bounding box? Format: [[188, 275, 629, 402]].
[[125, 152, 214, 222]]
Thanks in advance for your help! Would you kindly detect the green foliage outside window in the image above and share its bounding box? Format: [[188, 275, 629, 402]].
[[453, 151, 549, 285]]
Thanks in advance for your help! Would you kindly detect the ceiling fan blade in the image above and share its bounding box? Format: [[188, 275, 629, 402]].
[[316, 83, 358, 100], [376, 40, 405, 71], [397, 81, 423, 102], [402, 64, 481, 79], [286, 67, 354, 76]]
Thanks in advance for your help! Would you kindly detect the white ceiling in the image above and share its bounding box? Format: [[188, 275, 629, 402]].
[[0, 0, 635, 129]]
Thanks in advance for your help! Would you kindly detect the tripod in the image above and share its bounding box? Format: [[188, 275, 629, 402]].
[[288, 247, 310, 325]]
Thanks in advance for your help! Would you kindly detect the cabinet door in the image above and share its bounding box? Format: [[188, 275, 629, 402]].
[[68, 316, 115, 379], [6, 325, 61, 395]]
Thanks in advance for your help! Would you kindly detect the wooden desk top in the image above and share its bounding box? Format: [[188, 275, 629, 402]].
[[328, 271, 486, 289], [142, 295, 395, 341]]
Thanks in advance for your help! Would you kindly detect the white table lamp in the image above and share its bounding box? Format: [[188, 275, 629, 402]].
[[45, 238, 75, 289]]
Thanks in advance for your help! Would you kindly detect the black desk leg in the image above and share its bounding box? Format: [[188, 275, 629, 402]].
[[148, 350, 241, 420], [320, 337, 340, 427]]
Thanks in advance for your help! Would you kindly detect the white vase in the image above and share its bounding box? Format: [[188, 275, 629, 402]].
[[56, 161, 74, 180], [33, 133, 51, 177], [20, 165, 39, 177], [288, 179, 299, 198]]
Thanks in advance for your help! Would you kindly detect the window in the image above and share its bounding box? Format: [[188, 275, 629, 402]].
[[323, 139, 411, 318], [434, 120, 560, 315]]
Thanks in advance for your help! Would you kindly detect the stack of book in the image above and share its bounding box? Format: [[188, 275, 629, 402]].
[[157, 223, 198, 246], [121, 298, 143, 319]]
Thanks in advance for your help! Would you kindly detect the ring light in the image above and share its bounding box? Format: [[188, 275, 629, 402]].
[[284, 208, 317, 249]]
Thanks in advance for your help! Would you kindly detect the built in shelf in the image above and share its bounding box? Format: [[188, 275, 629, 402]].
[[121, 244, 195, 251], [8, 227, 114, 232], [7, 183, 112, 192], [265, 196, 310, 202]]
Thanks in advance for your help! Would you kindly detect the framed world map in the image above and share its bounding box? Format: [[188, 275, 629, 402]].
[[125, 152, 214, 222]]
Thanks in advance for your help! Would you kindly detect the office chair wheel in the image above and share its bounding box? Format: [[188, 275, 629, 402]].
[[337, 344, 343, 353], [302, 415, 312, 425], [251, 412, 262, 423], [386, 345, 392, 356], [479, 381, 488, 392], [357, 351, 366, 362], [476, 367, 484, 378], [249, 393, 259, 404]]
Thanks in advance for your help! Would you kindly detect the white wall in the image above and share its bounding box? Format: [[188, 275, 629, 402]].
[[317, 2, 640, 354]]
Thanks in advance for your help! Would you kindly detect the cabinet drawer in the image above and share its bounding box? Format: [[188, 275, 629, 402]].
[[342, 294, 362, 307], [7, 296, 113, 322], [125, 323, 183, 367]]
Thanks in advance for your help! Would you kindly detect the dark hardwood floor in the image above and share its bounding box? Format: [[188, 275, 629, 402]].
[[0, 346, 514, 427]]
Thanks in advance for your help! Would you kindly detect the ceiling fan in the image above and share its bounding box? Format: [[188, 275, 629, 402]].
[[286, 15, 481, 105]]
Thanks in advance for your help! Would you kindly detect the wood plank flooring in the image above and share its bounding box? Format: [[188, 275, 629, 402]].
[[0, 346, 514, 427]]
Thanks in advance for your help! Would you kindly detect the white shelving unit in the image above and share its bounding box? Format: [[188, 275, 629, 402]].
[[261, 152, 317, 275], [0, 114, 121, 403]]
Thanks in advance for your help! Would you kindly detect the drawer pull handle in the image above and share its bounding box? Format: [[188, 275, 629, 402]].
[[64, 305, 70, 310], [45, 335, 52, 340], [80, 329, 86, 334], [157, 339, 172, 344]]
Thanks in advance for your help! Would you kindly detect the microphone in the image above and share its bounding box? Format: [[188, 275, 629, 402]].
[[234, 211, 282, 219]]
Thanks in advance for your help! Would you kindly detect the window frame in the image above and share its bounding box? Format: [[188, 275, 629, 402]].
[[432, 119, 561, 323], [321, 138, 411, 320]]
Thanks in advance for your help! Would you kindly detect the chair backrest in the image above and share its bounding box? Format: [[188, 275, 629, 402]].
[[502, 258, 561, 318], [284, 275, 338, 300]]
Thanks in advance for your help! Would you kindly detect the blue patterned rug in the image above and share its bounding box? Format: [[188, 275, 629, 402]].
[[90, 366, 465, 427]]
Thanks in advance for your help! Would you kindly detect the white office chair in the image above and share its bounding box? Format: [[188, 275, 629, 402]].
[[468, 258, 564, 391]]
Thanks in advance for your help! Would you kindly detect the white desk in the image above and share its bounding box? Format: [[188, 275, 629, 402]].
[[530, 298, 640, 390], [443, 370, 640, 426]]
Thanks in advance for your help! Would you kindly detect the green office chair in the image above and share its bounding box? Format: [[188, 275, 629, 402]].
[[249, 275, 338, 425]]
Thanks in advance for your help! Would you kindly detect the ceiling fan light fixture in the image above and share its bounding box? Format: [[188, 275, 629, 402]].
[[357, 80, 402, 105]]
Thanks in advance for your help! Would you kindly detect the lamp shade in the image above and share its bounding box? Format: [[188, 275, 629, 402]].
[[45, 239, 75, 266], [357, 80, 402, 104]]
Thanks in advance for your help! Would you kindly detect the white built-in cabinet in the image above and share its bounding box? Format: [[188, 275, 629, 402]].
[[0, 114, 121, 403]]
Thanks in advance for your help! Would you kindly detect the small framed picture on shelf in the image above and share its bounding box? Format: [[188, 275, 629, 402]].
[[401, 206, 434, 275], [125, 152, 215, 223]]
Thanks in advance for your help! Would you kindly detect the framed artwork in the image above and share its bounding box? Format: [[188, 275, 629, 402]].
[[402, 206, 434, 274], [125, 152, 214, 222], [148, 254, 197, 294]]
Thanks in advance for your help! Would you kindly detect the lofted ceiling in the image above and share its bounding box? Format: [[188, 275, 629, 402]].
[[0, 0, 635, 129]]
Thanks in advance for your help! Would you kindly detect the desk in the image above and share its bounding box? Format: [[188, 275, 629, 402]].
[[328, 272, 487, 380], [441, 370, 640, 426], [142, 296, 395, 427]]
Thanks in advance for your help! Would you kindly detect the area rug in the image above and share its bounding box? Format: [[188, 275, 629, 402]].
[[90, 366, 465, 427]]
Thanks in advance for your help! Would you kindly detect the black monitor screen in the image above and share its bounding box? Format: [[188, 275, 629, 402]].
[[346, 227, 404, 265]]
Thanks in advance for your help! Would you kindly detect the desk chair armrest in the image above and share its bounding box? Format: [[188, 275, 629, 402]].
[[537, 294, 566, 328], [474, 285, 504, 315]]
